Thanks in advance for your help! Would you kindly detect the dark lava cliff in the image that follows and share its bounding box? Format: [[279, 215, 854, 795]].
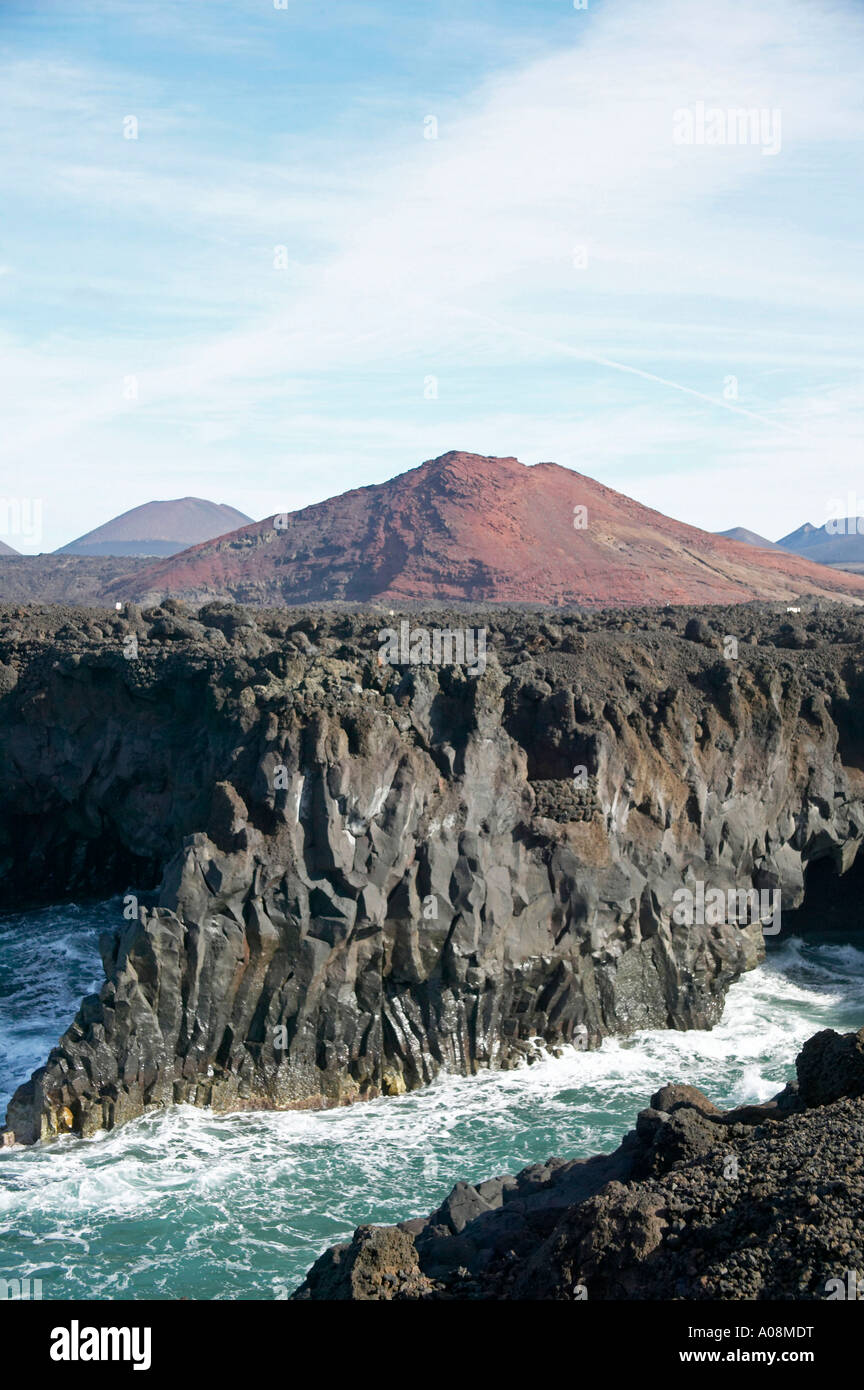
[[1, 600, 863, 1145]]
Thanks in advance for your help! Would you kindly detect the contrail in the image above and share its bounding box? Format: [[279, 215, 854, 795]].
[[448, 306, 805, 437]]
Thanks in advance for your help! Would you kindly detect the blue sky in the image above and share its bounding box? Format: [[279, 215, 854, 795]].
[[1, 0, 863, 551]]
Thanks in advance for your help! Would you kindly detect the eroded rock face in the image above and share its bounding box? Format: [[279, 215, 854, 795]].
[[2, 601, 864, 1144], [293, 1029, 864, 1301]]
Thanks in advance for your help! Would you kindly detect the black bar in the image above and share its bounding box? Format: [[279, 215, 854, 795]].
[[7, 1297, 856, 1375]]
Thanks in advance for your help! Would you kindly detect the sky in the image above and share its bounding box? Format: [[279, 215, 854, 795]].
[[1, 0, 863, 552]]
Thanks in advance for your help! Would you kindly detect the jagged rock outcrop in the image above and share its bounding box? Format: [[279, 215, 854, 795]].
[[293, 1028, 864, 1300], [2, 600, 864, 1144]]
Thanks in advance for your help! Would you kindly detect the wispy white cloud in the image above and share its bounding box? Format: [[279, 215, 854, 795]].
[[2, 0, 863, 549]]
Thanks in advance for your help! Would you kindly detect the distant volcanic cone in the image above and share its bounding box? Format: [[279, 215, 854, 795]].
[[59, 497, 253, 558], [109, 452, 864, 608]]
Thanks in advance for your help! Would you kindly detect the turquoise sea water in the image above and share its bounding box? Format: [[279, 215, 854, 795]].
[[1, 899, 863, 1300]]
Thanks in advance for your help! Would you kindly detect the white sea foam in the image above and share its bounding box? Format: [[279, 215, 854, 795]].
[[1, 905, 863, 1299]]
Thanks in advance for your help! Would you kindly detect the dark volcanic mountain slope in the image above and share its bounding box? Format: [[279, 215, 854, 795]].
[[60, 497, 253, 557], [293, 1027, 864, 1301], [0, 555, 152, 605], [109, 453, 864, 608], [2, 601, 864, 1146]]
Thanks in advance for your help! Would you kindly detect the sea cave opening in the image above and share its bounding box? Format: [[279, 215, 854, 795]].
[[775, 848, 864, 937]]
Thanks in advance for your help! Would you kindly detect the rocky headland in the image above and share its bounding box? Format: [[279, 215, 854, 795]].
[[293, 1026, 864, 1300], [1, 599, 863, 1145]]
